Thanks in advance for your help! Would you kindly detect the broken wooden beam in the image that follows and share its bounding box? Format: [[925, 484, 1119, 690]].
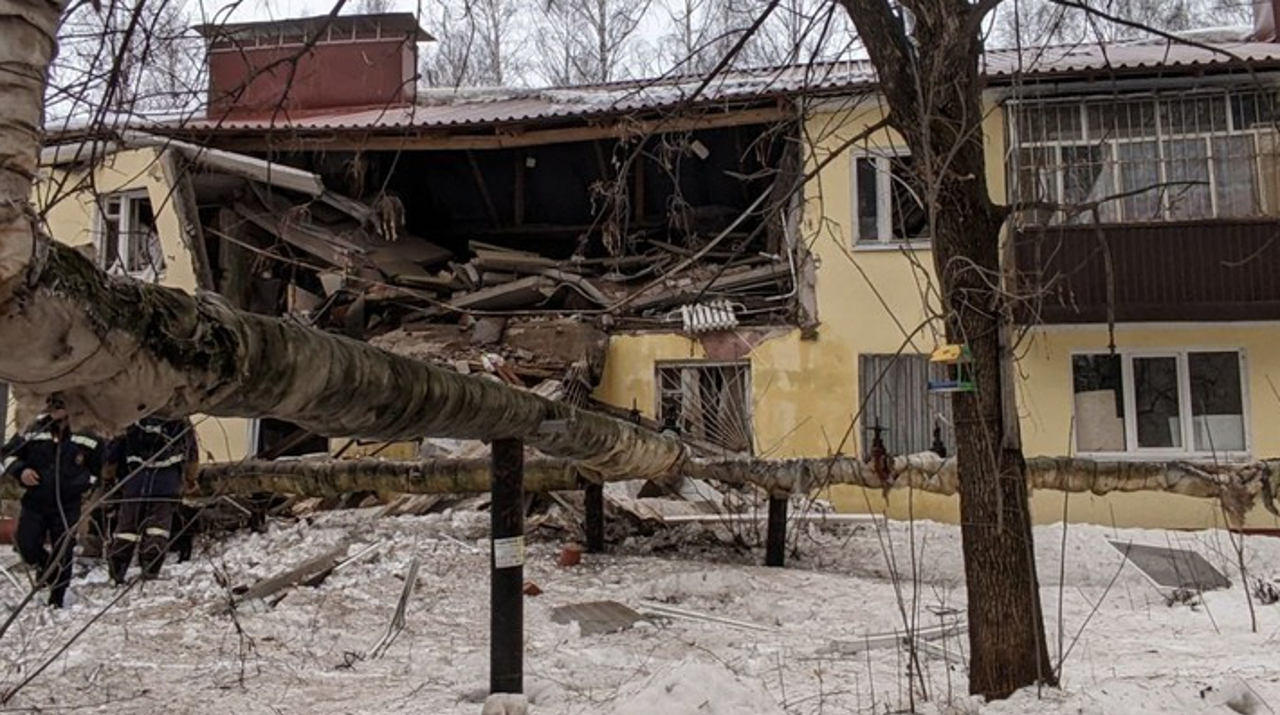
[[630, 263, 789, 311], [224, 541, 353, 611], [450, 276, 555, 311]]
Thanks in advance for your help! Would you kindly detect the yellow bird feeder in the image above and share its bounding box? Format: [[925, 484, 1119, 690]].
[[927, 343, 976, 393]]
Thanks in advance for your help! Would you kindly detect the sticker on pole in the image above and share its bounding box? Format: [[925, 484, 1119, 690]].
[[492, 536, 525, 569]]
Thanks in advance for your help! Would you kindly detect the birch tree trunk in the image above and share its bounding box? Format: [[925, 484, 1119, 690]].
[[0, 243, 686, 479], [835, 0, 1054, 698], [0, 0, 63, 294]]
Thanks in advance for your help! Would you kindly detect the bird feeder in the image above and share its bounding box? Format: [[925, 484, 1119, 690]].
[[927, 344, 976, 393]]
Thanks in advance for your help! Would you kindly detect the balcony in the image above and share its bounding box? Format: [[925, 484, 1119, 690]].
[[1014, 220, 1280, 324]]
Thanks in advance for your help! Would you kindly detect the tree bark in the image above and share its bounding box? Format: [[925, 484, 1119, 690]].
[[835, 0, 1054, 698], [0, 242, 685, 480], [0, 0, 64, 299]]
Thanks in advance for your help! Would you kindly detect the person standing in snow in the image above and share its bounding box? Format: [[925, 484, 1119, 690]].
[[106, 415, 197, 583], [1, 394, 106, 608]]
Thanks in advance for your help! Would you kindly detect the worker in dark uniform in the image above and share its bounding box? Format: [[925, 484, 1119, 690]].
[[1, 395, 105, 608], [107, 415, 196, 583]]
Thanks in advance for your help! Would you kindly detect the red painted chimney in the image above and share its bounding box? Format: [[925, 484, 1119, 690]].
[[195, 13, 432, 119], [1249, 0, 1278, 41]]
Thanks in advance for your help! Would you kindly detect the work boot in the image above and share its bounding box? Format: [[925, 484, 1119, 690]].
[[108, 553, 131, 585]]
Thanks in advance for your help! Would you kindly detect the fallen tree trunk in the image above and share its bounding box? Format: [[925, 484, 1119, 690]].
[[0, 242, 684, 481], [3, 452, 1258, 523]]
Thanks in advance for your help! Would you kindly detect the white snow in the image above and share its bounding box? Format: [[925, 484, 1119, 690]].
[[3, 508, 1280, 714]]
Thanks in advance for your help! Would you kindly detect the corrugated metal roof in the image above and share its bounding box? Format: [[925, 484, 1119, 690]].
[[170, 39, 1280, 134]]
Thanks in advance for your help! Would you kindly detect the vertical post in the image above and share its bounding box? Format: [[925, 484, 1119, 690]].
[[584, 482, 605, 553], [490, 438, 524, 695], [765, 496, 787, 568]]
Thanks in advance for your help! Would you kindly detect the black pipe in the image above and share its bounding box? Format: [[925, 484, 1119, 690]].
[[584, 481, 605, 553], [765, 496, 787, 568], [490, 438, 524, 695]]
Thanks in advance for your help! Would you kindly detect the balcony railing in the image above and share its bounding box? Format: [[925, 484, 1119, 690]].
[[1014, 220, 1280, 324]]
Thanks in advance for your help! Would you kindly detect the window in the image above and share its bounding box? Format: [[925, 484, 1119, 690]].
[[251, 418, 330, 458], [853, 150, 930, 245], [97, 191, 164, 277], [1072, 350, 1247, 456], [1012, 90, 1280, 225], [859, 354, 953, 457], [656, 362, 752, 453]]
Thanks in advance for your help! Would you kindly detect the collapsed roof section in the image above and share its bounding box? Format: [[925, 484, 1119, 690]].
[[53, 110, 808, 450]]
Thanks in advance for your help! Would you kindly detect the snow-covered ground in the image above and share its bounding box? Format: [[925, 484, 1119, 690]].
[[3, 506, 1280, 714]]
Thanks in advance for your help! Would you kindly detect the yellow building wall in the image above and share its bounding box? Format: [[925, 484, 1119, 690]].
[[596, 99, 1280, 530], [17, 148, 252, 462]]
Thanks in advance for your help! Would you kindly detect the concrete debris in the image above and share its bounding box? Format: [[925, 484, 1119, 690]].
[[1110, 541, 1232, 593], [549, 600, 647, 636]]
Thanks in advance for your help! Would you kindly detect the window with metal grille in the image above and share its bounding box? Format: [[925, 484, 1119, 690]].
[[656, 361, 753, 453], [859, 354, 953, 458], [1010, 90, 1280, 225]]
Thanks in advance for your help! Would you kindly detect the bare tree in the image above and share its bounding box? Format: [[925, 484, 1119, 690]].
[[422, 0, 525, 87], [990, 0, 1255, 47], [657, 0, 740, 74], [351, 0, 395, 12], [730, 0, 857, 67], [532, 0, 652, 85], [834, 0, 1054, 699], [51, 0, 202, 119]]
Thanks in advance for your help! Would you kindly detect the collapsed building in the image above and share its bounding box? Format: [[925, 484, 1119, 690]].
[[39, 13, 829, 458], [26, 9, 1280, 531]]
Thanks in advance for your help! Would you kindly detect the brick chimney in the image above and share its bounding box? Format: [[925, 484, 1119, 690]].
[[1249, 0, 1278, 41], [195, 13, 432, 119]]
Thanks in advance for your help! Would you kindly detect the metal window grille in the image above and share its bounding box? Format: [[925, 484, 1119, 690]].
[[1010, 89, 1280, 225], [656, 361, 753, 453], [859, 354, 953, 458]]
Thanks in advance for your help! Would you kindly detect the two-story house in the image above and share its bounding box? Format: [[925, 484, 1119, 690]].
[[20, 11, 1280, 529]]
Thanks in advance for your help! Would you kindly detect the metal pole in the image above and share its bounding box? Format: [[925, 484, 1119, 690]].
[[765, 496, 787, 568], [490, 438, 524, 695], [584, 482, 605, 553]]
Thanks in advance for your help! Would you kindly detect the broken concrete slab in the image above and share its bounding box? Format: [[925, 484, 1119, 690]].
[[549, 600, 647, 636], [1109, 541, 1231, 592]]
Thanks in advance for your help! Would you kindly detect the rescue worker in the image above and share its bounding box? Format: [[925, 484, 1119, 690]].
[[1, 395, 105, 608], [106, 415, 196, 583]]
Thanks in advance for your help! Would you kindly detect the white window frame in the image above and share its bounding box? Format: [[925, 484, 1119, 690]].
[[850, 146, 931, 248], [95, 189, 162, 281], [1071, 347, 1251, 461], [1010, 90, 1274, 225]]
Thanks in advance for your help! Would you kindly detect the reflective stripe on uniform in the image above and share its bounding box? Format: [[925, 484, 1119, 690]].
[[126, 454, 185, 468], [71, 435, 99, 449], [1, 456, 14, 471], [115, 533, 141, 543], [24, 432, 54, 442], [144, 527, 170, 538]]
